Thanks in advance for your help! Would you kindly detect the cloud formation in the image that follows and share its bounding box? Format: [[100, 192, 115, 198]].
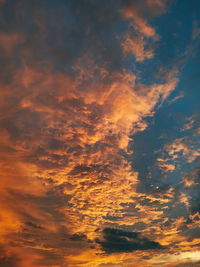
[[97, 228, 163, 253], [0, 0, 199, 266]]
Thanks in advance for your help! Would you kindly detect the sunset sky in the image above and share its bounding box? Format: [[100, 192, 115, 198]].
[[0, 0, 200, 266]]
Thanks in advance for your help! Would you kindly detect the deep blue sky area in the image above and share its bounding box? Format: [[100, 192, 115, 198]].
[[132, 0, 200, 193]]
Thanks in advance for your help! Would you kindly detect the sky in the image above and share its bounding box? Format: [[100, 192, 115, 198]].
[[0, 0, 200, 266]]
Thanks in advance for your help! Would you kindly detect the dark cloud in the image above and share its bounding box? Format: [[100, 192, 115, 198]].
[[69, 233, 87, 241], [25, 221, 44, 230], [175, 261, 200, 267], [0, 245, 20, 267], [183, 167, 200, 215], [96, 228, 163, 253], [0, 256, 19, 267], [183, 227, 200, 242], [0, 0, 127, 76]]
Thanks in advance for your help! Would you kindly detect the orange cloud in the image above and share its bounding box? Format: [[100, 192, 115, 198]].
[[122, 7, 156, 37], [0, 57, 180, 264], [0, 33, 24, 54], [0, 1, 188, 266], [166, 138, 200, 163], [122, 34, 154, 62], [157, 158, 176, 172], [121, 0, 167, 38]]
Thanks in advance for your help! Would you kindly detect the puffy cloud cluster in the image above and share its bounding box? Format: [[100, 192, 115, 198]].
[[157, 121, 200, 172]]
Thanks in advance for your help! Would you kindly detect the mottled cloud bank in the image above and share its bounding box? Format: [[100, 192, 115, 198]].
[[0, 0, 199, 266]]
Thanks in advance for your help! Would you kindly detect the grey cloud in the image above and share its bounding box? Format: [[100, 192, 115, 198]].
[[96, 228, 163, 253]]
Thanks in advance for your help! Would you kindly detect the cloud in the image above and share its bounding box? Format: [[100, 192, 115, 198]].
[[0, 33, 24, 54], [97, 228, 163, 253], [166, 138, 200, 163], [121, 0, 168, 37], [0, 0, 195, 266], [122, 34, 154, 62], [157, 134, 200, 173], [168, 91, 185, 104], [157, 158, 176, 172], [182, 167, 200, 215], [182, 114, 200, 135], [149, 251, 200, 266]]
